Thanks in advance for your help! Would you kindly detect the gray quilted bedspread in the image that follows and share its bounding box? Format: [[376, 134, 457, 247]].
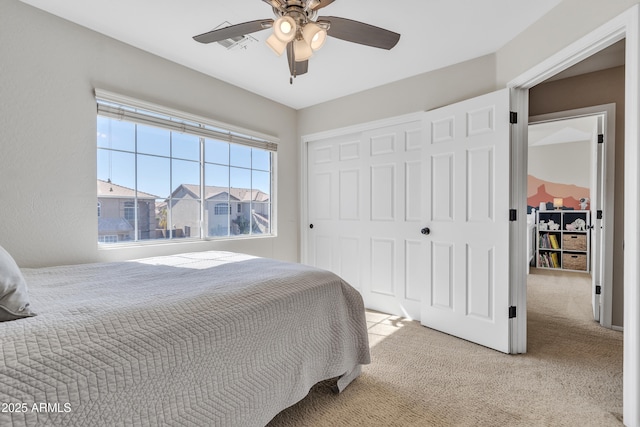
[[0, 251, 370, 426]]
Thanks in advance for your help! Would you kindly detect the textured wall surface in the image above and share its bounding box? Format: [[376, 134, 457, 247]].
[[0, 0, 299, 267]]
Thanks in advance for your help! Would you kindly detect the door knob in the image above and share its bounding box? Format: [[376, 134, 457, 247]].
[[309, 224, 314, 229], [421, 227, 430, 235]]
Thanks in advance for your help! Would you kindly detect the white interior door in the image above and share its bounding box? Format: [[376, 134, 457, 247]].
[[420, 89, 511, 353], [591, 115, 604, 322], [306, 118, 426, 319], [307, 131, 363, 285]]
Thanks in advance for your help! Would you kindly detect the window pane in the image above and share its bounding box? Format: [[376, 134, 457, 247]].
[[97, 150, 135, 189], [207, 200, 230, 237], [205, 163, 229, 189], [97, 197, 135, 244], [252, 170, 270, 195], [230, 167, 251, 235], [168, 199, 200, 239], [252, 202, 270, 235], [230, 144, 251, 168], [137, 154, 170, 199], [172, 133, 199, 161], [137, 125, 170, 157], [205, 139, 229, 165], [252, 149, 270, 172], [172, 159, 200, 194], [97, 117, 135, 151], [155, 201, 169, 239], [136, 199, 156, 241], [230, 167, 251, 190], [170, 159, 200, 240]]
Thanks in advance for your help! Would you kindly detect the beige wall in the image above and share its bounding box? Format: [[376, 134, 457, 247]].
[[529, 66, 625, 327], [297, 55, 497, 137], [0, 0, 299, 267], [496, 0, 639, 86]]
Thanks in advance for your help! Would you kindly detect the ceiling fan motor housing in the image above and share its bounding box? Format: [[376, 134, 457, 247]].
[[272, 2, 318, 32]]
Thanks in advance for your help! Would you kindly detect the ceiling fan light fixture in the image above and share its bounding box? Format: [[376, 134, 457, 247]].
[[273, 15, 297, 42], [293, 38, 313, 61], [302, 22, 327, 51], [306, 0, 321, 10], [266, 33, 287, 56]]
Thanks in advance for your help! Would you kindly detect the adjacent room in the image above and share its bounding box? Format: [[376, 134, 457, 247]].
[[1, 1, 639, 426]]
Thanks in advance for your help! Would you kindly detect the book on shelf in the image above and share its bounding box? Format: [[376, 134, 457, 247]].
[[549, 234, 560, 249], [540, 234, 549, 249], [538, 251, 560, 269], [538, 252, 553, 268], [550, 252, 560, 268]]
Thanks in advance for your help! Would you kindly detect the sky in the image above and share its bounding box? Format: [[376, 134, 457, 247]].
[[97, 116, 271, 200]]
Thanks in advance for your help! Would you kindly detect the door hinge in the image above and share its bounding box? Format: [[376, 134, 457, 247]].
[[510, 112, 518, 124], [597, 210, 603, 219], [598, 134, 604, 144], [596, 285, 602, 295], [509, 209, 517, 221], [509, 306, 517, 318]]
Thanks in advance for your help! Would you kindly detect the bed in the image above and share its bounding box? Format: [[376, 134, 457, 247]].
[[0, 249, 370, 427]]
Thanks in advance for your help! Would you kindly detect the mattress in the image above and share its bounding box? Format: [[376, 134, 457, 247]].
[[0, 251, 370, 426]]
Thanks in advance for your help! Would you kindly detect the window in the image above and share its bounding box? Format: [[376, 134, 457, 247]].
[[123, 201, 135, 222], [96, 90, 276, 245], [215, 203, 230, 215]]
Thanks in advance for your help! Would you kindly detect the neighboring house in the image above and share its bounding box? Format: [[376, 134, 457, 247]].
[[170, 184, 270, 237], [97, 179, 158, 243]]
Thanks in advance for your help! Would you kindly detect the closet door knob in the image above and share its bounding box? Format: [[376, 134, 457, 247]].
[[421, 227, 430, 235]]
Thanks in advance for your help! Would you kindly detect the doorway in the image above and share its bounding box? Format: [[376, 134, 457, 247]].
[[508, 6, 639, 425], [527, 105, 617, 329]]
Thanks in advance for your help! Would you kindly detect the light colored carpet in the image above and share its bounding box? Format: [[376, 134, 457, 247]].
[[268, 269, 623, 426]]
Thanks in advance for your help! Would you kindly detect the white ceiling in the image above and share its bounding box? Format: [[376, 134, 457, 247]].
[[20, 0, 561, 110], [529, 116, 598, 147]]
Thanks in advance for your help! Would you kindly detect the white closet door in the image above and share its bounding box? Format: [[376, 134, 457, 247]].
[[307, 119, 425, 319], [307, 131, 363, 291], [306, 89, 513, 354]]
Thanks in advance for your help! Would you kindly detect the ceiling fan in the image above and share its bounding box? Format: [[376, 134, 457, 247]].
[[193, 0, 401, 83]]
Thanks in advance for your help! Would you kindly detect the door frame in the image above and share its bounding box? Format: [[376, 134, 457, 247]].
[[529, 104, 616, 329], [508, 5, 639, 425]]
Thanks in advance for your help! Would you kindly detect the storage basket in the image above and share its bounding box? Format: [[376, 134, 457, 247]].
[[562, 253, 587, 271], [562, 233, 587, 251]]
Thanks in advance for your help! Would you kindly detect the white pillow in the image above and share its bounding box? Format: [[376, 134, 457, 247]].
[[0, 244, 36, 322]]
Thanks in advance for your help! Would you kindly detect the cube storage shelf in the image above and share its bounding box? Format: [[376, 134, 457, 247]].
[[536, 210, 590, 273]]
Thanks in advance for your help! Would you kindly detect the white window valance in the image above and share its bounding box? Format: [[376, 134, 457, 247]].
[[95, 89, 278, 152]]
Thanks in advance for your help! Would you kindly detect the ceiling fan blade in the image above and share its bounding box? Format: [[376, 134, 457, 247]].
[[287, 43, 309, 77], [318, 16, 400, 50], [309, 0, 336, 10], [193, 19, 273, 44]]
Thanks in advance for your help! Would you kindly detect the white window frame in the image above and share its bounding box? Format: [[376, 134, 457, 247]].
[[95, 89, 278, 245]]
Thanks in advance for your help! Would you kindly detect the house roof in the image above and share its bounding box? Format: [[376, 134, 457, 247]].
[[97, 179, 158, 199], [174, 184, 269, 203]]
